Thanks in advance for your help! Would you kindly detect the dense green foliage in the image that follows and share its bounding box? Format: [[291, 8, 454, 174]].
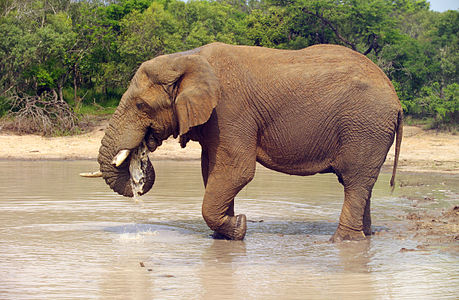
[[0, 0, 458, 128]]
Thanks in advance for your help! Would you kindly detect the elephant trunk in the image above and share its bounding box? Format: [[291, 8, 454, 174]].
[[97, 113, 156, 197]]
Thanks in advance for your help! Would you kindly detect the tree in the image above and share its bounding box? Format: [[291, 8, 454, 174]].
[[170, 0, 249, 48], [0, 0, 457, 129], [245, 6, 290, 47], [117, 2, 181, 81]]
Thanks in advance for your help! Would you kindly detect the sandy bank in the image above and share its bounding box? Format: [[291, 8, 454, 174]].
[[1, 123, 458, 174], [385, 126, 459, 174]]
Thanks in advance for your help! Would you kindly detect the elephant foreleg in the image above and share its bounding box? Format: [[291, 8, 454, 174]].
[[202, 149, 236, 218], [201, 158, 255, 240]]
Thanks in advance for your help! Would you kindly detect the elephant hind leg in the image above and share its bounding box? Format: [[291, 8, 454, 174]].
[[330, 166, 380, 242], [363, 194, 372, 236], [331, 186, 369, 242], [330, 133, 391, 241]]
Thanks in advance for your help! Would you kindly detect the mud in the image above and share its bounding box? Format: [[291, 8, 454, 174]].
[[387, 174, 459, 253], [403, 205, 459, 251]]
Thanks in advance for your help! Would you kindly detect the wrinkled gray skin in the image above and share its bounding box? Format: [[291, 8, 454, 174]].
[[98, 43, 403, 241]]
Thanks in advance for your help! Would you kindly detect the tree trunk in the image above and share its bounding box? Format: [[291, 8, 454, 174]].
[[57, 84, 64, 103], [73, 64, 80, 112], [51, 89, 58, 101]]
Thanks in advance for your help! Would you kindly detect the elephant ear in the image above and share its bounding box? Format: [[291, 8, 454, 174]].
[[142, 54, 220, 136]]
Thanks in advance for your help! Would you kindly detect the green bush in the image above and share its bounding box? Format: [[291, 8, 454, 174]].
[[0, 96, 11, 117], [0, 0, 458, 130], [411, 82, 459, 124]]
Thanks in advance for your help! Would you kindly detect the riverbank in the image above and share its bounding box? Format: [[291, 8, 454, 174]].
[[385, 126, 459, 174], [0, 120, 202, 161], [0, 122, 458, 174]]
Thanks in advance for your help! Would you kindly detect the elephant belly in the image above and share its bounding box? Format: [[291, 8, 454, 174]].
[[255, 136, 335, 176]]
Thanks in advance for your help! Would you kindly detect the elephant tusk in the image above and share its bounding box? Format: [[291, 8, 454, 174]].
[[112, 149, 131, 167], [79, 171, 102, 177]]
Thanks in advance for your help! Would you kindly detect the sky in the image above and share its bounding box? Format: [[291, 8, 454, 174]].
[[428, 0, 458, 12]]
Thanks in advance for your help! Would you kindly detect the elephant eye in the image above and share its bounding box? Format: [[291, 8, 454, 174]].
[[136, 102, 144, 110]]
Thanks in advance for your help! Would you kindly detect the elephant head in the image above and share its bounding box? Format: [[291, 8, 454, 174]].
[[98, 53, 220, 197]]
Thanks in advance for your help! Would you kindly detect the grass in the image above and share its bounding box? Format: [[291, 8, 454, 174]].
[[403, 115, 433, 127], [404, 116, 458, 134], [63, 87, 120, 133], [77, 103, 116, 116], [63, 87, 122, 112]]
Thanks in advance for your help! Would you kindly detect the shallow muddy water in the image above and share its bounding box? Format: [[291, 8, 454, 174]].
[[0, 160, 458, 299]]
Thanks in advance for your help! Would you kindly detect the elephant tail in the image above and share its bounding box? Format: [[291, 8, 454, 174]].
[[390, 110, 403, 187]]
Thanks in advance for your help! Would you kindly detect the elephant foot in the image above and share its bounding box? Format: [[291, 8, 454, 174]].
[[330, 223, 366, 242], [363, 225, 373, 236], [211, 214, 247, 240]]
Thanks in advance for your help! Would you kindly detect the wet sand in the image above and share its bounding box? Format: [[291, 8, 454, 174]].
[[0, 122, 458, 174]]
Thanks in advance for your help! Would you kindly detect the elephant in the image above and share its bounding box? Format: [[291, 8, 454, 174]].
[[97, 42, 403, 242]]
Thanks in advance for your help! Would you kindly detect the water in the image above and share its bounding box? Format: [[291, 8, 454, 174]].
[[0, 160, 457, 299]]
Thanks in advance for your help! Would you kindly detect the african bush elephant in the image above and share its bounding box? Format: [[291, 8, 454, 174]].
[[98, 42, 402, 242]]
